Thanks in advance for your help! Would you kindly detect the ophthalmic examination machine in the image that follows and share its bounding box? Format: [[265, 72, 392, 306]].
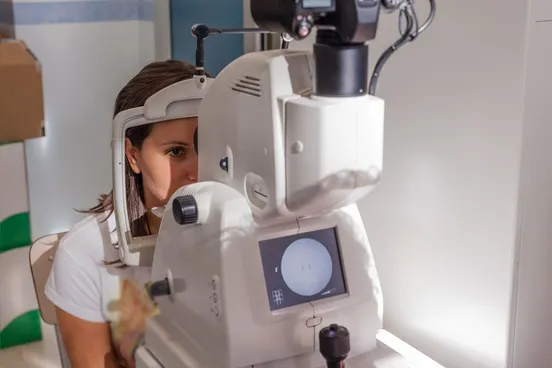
[[110, 0, 436, 367]]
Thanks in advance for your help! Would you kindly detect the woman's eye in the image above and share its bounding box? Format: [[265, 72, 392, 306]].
[[167, 147, 186, 157]]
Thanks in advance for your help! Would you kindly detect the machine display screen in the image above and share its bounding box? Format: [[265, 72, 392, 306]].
[[302, 0, 333, 9], [259, 227, 347, 311]]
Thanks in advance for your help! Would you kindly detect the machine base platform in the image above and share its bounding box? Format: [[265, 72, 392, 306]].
[[135, 330, 442, 368]]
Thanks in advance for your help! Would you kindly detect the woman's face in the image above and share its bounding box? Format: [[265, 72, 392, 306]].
[[125, 117, 198, 209]]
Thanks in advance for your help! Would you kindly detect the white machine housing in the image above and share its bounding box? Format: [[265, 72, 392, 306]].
[[198, 50, 385, 225], [143, 50, 388, 367], [112, 77, 214, 266], [147, 182, 383, 368]]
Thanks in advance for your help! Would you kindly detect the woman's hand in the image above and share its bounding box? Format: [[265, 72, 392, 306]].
[[107, 279, 159, 367]]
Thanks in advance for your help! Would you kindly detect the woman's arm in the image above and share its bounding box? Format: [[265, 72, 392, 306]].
[[55, 307, 120, 368], [45, 233, 120, 368]]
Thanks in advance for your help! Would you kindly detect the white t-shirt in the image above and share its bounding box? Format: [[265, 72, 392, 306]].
[[45, 213, 153, 367]]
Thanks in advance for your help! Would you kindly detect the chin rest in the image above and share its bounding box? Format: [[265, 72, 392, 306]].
[[29, 232, 66, 325]]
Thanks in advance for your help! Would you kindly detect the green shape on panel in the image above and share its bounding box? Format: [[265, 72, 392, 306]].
[[0, 212, 32, 253], [0, 310, 43, 349]]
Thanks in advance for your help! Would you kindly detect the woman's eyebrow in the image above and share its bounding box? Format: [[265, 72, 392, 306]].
[[161, 140, 189, 146]]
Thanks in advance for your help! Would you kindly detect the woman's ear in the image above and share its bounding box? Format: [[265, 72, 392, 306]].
[[125, 137, 141, 174]]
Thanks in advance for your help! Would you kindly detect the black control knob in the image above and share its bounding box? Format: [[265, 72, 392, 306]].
[[148, 278, 171, 298], [172, 195, 198, 225], [191, 24, 210, 39], [319, 324, 350, 367]]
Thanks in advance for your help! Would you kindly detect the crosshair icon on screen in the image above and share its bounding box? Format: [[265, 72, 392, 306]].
[[272, 289, 284, 305]]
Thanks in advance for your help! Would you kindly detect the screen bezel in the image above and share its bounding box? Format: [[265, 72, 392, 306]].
[[258, 226, 348, 311]]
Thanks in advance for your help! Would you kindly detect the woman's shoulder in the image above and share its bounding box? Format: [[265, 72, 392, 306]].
[[45, 212, 121, 323], [57, 212, 120, 265]]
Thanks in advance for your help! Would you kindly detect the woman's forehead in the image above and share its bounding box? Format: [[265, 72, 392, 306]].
[[150, 117, 198, 139]]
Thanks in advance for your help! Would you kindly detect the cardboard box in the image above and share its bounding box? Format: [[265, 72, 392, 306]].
[[0, 39, 45, 143]]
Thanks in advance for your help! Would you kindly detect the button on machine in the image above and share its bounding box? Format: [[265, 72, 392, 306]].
[[209, 275, 222, 319]]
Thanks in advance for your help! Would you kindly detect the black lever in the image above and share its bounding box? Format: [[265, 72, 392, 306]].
[[319, 324, 350, 368], [191, 24, 272, 76]]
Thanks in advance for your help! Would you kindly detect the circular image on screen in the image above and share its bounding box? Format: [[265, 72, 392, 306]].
[[280, 238, 333, 297]]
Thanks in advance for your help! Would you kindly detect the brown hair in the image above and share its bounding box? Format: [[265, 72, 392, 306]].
[[80, 60, 212, 237]]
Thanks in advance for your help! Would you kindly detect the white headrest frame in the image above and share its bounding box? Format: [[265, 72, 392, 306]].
[[112, 77, 214, 266]]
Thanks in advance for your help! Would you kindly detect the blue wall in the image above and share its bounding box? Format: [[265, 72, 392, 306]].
[[170, 0, 244, 75]]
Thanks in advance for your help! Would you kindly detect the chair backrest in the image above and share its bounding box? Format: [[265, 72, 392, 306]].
[[29, 232, 66, 325]]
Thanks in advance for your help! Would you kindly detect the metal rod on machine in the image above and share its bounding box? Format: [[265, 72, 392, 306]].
[[191, 24, 292, 72]]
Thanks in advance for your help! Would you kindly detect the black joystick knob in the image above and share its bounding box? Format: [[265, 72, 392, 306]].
[[148, 278, 171, 298], [172, 195, 198, 225], [319, 324, 350, 367]]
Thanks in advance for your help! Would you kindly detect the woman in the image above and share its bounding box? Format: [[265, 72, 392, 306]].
[[45, 60, 211, 368]]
